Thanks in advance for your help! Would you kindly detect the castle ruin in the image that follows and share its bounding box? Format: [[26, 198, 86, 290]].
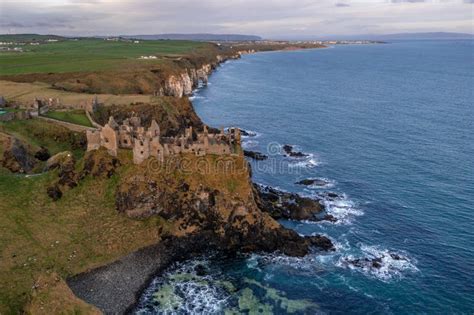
[[86, 116, 241, 164]]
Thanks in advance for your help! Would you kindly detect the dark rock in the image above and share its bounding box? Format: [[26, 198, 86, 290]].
[[282, 144, 308, 158], [295, 178, 329, 186], [307, 235, 335, 251], [327, 192, 340, 198], [254, 184, 324, 221], [179, 182, 190, 192], [238, 129, 256, 137], [194, 264, 207, 276], [295, 179, 316, 185], [114, 168, 333, 259], [34, 146, 51, 161], [282, 144, 293, 154], [244, 150, 268, 160], [1, 137, 36, 173], [372, 257, 383, 269], [80, 150, 120, 179], [44, 151, 79, 199], [57, 160, 78, 189], [390, 253, 403, 260], [315, 214, 338, 223], [47, 185, 62, 201]]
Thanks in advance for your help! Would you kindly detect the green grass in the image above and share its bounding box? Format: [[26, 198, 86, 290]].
[[0, 38, 209, 75], [43, 110, 93, 127], [0, 119, 86, 159], [0, 165, 162, 313]]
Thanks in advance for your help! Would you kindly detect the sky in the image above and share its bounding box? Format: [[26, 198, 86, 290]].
[[0, 0, 473, 38]]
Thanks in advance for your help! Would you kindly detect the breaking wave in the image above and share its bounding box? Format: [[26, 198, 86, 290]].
[[189, 95, 206, 101], [135, 259, 230, 314], [287, 154, 321, 168], [321, 194, 363, 225], [301, 178, 336, 190], [241, 139, 259, 149], [336, 244, 419, 281]]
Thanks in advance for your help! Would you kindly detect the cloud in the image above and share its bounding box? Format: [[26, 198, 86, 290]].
[[0, 0, 472, 37], [390, 0, 427, 3]]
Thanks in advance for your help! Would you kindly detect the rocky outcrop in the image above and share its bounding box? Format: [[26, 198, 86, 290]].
[[159, 52, 248, 97], [161, 63, 216, 97], [295, 178, 331, 187], [282, 144, 308, 157], [114, 154, 333, 257], [46, 149, 121, 201], [46, 151, 74, 170], [1, 136, 36, 173], [254, 184, 327, 221], [46, 151, 78, 200], [244, 150, 268, 160], [80, 149, 120, 179]]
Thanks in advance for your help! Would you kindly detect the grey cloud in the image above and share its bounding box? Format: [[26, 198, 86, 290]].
[[0, 20, 75, 29], [0, 0, 471, 37], [390, 0, 427, 2]]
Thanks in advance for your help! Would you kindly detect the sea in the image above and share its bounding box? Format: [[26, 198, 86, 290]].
[[135, 40, 474, 314]]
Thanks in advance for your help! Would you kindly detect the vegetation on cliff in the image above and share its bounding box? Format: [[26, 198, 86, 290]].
[[0, 120, 332, 313], [0, 36, 330, 313], [0, 36, 324, 96]]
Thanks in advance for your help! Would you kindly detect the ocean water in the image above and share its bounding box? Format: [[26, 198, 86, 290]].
[[136, 41, 474, 314]]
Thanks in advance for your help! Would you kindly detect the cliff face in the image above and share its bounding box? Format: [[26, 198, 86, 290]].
[[114, 153, 333, 256], [160, 55, 239, 97], [0, 51, 249, 96]]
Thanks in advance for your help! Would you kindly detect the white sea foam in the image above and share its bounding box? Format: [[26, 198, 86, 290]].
[[287, 154, 321, 168], [320, 194, 364, 225], [300, 178, 336, 190], [189, 95, 205, 101], [242, 139, 259, 149], [247, 252, 323, 273], [336, 244, 418, 281], [135, 259, 230, 314], [240, 129, 259, 138]]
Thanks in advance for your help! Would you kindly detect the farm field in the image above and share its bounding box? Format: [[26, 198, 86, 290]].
[[0, 80, 156, 107], [0, 37, 210, 75]]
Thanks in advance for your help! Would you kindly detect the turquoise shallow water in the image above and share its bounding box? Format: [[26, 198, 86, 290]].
[[136, 41, 474, 314]]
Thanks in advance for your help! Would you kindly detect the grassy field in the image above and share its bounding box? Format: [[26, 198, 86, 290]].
[[0, 119, 86, 160], [0, 120, 249, 313], [43, 110, 93, 127], [0, 80, 157, 108], [0, 129, 171, 312], [0, 38, 209, 75], [0, 165, 163, 313]]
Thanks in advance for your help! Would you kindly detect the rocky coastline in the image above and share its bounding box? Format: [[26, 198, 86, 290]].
[[65, 45, 334, 314]]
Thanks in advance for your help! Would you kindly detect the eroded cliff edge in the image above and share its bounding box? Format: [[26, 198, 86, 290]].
[[0, 42, 330, 314], [66, 146, 333, 313]]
